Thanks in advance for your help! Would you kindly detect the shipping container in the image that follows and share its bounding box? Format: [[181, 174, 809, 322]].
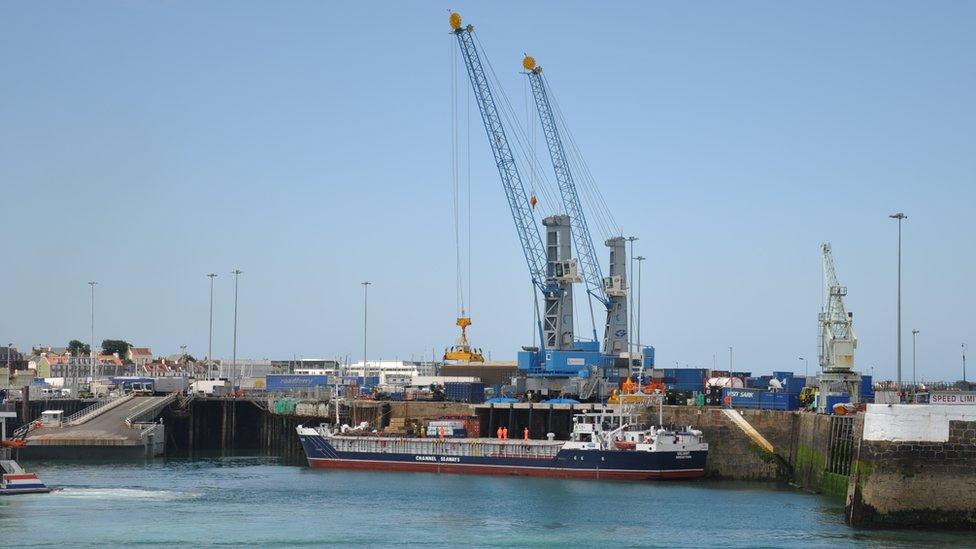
[[787, 376, 807, 394], [443, 381, 486, 404], [860, 375, 874, 399], [721, 388, 800, 411], [266, 374, 330, 391], [426, 420, 466, 438], [153, 376, 189, 394], [825, 393, 851, 413]]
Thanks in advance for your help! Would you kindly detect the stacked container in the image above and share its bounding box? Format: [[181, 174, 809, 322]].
[[660, 368, 708, 391], [443, 382, 486, 404]]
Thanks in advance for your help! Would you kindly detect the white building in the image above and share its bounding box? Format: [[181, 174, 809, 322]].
[[346, 361, 438, 383]]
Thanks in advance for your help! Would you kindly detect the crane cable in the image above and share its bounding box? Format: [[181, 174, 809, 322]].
[[467, 64, 473, 319], [451, 39, 465, 317], [524, 78, 537, 210], [544, 76, 620, 240], [473, 32, 561, 218]]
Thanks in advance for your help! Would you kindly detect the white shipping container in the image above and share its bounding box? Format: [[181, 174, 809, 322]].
[[411, 376, 479, 387]]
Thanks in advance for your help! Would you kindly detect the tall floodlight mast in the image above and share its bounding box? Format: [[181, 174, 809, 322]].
[[522, 55, 628, 356], [449, 13, 572, 352]]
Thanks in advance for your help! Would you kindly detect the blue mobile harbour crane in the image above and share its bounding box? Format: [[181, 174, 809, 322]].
[[449, 13, 653, 400]]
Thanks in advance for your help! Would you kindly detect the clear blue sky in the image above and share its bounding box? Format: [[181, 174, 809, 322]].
[[3, 2, 973, 381]]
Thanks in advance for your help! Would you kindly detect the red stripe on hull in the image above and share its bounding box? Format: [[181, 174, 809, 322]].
[[2, 474, 39, 481], [307, 458, 703, 480]]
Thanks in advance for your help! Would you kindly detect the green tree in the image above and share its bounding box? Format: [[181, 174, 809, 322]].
[[101, 339, 132, 358], [67, 339, 91, 357]]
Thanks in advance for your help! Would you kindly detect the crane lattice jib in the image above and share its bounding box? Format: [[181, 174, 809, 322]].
[[527, 69, 608, 306], [821, 244, 852, 340], [452, 25, 553, 295]]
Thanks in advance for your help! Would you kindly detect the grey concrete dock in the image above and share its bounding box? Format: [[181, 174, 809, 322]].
[[22, 395, 173, 458]]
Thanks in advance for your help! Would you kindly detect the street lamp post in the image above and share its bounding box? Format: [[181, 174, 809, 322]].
[[728, 346, 733, 371], [635, 256, 645, 373], [963, 343, 968, 383], [911, 329, 919, 387], [362, 282, 371, 379], [207, 273, 217, 380], [889, 212, 907, 387], [88, 281, 97, 381], [626, 236, 638, 355], [231, 269, 242, 393], [798, 357, 808, 377]]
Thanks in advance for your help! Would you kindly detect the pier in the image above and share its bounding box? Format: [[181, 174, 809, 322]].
[[15, 395, 172, 459]]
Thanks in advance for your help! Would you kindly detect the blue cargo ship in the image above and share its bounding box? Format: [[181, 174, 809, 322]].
[[297, 407, 707, 480]]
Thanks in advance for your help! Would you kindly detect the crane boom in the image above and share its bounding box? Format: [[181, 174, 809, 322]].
[[450, 13, 574, 352], [450, 17, 550, 295], [523, 56, 629, 356], [523, 59, 606, 306], [819, 243, 856, 371]]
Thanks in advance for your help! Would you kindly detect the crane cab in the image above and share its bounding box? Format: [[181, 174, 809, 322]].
[[603, 275, 626, 297], [552, 259, 582, 283]]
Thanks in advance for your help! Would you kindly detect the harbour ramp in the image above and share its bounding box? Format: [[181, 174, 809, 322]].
[[721, 408, 775, 453], [20, 394, 177, 459]]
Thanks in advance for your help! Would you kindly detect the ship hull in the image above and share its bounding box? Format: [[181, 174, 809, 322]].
[[299, 434, 706, 480]]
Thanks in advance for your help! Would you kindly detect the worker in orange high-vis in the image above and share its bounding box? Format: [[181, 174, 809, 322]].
[[496, 426, 503, 439], [523, 427, 529, 440], [502, 426, 508, 439]]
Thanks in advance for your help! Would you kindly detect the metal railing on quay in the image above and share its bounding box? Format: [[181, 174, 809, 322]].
[[122, 392, 179, 426]]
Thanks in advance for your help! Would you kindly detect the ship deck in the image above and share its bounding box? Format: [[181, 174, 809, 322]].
[[323, 434, 565, 459]]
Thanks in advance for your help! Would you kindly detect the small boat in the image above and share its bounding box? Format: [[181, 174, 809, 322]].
[[0, 458, 53, 495]]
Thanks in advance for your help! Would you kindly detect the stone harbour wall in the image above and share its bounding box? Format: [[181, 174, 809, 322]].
[[661, 406, 797, 480], [846, 405, 976, 530]]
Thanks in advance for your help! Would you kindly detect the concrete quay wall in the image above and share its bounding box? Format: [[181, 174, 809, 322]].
[[659, 406, 843, 488], [846, 405, 976, 529], [660, 407, 792, 480]]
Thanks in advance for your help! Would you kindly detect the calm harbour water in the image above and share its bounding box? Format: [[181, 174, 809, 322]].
[[0, 455, 967, 547]]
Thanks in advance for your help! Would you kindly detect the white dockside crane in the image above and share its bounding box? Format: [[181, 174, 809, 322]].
[[817, 243, 862, 412]]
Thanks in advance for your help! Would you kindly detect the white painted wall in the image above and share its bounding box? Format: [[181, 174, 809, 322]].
[[863, 404, 976, 442]]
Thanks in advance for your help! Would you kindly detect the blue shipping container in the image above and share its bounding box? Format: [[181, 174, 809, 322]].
[[826, 394, 852, 413], [860, 375, 874, 398], [266, 374, 330, 391], [721, 388, 800, 411], [642, 346, 655, 369], [444, 381, 486, 404], [787, 376, 807, 394]]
